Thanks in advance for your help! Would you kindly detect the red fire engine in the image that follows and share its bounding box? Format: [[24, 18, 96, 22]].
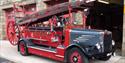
[[6, 0, 115, 63]]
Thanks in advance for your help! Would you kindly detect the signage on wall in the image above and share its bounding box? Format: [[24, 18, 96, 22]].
[[124, 5, 125, 14]]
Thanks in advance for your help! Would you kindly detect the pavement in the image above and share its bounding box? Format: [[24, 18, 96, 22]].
[[0, 57, 15, 63], [0, 40, 125, 63]]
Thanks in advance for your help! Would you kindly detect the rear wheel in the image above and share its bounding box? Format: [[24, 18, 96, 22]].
[[67, 48, 89, 63], [19, 41, 29, 56]]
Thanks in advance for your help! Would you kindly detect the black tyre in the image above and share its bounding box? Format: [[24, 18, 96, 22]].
[[19, 41, 29, 56], [67, 48, 89, 63]]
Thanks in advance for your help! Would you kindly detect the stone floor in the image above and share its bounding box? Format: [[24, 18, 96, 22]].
[[115, 57, 125, 63], [0, 57, 15, 63], [0, 40, 125, 63]]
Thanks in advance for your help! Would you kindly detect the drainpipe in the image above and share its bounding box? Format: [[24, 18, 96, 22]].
[[122, 4, 125, 56]]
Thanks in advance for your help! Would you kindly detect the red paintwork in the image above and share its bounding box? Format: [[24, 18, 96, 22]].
[[64, 29, 70, 47], [5, 0, 91, 62], [28, 48, 64, 61]]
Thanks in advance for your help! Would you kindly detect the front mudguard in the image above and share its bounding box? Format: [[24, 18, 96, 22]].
[[64, 44, 90, 63]]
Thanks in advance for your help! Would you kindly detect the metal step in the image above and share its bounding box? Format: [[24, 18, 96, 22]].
[[28, 45, 56, 53]]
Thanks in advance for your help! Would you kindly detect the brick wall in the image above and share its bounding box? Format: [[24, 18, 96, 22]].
[[0, 0, 49, 40], [0, 9, 6, 40], [0, 0, 24, 40], [0, 0, 33, 40]]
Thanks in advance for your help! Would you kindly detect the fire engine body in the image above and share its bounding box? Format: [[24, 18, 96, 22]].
[[6, 0, 114, 63]]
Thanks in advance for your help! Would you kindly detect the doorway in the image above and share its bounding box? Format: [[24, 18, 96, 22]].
[[87, 2, 123, 50]]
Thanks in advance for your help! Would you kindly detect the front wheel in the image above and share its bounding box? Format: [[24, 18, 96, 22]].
[[67, 48, 89, 63]]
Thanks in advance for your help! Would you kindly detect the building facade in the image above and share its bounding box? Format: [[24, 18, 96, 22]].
[[0, 0, 48, 40]]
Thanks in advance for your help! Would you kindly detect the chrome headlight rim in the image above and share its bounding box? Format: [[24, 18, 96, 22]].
[[112, 40, 115, 46], [95, 43, 101, 49]]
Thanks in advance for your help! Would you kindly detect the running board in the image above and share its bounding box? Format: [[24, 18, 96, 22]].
[[28, 45, 56, 53]]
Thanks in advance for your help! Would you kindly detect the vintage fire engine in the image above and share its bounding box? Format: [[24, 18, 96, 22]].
[[6, 0, 115, 63]]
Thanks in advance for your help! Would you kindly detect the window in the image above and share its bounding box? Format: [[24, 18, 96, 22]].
[[73, 11, 83, 25]]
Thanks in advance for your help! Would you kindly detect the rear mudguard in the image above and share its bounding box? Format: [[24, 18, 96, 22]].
[[18, 38, 34, 51]]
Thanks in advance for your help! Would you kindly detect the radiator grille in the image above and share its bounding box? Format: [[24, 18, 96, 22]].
[[104, 34, 112, 52]]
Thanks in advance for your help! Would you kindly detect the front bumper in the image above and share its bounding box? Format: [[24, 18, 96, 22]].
[[93, 52, 112, 59], [84, 44, 114, 58]]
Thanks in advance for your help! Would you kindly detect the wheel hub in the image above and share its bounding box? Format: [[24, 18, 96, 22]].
[[73, 56, 78, 62], [70, 51, 82, 63]]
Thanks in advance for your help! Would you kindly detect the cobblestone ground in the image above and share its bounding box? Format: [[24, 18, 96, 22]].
[[0, 57, 15, 63], [115, 57, 125, 63]]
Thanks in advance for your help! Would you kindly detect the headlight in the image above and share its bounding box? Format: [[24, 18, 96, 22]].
[[112, 40, 115, 46], [96, 43, 101, 49]]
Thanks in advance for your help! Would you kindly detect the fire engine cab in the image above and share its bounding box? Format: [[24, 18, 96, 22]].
[[6, 0, 115, 63]]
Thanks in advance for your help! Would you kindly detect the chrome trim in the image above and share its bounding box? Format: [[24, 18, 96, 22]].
[[57, 47, 65, 49], [55, 55, 64, 58], [28, 46, 56, 53], [28, 38, 48, 42]]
